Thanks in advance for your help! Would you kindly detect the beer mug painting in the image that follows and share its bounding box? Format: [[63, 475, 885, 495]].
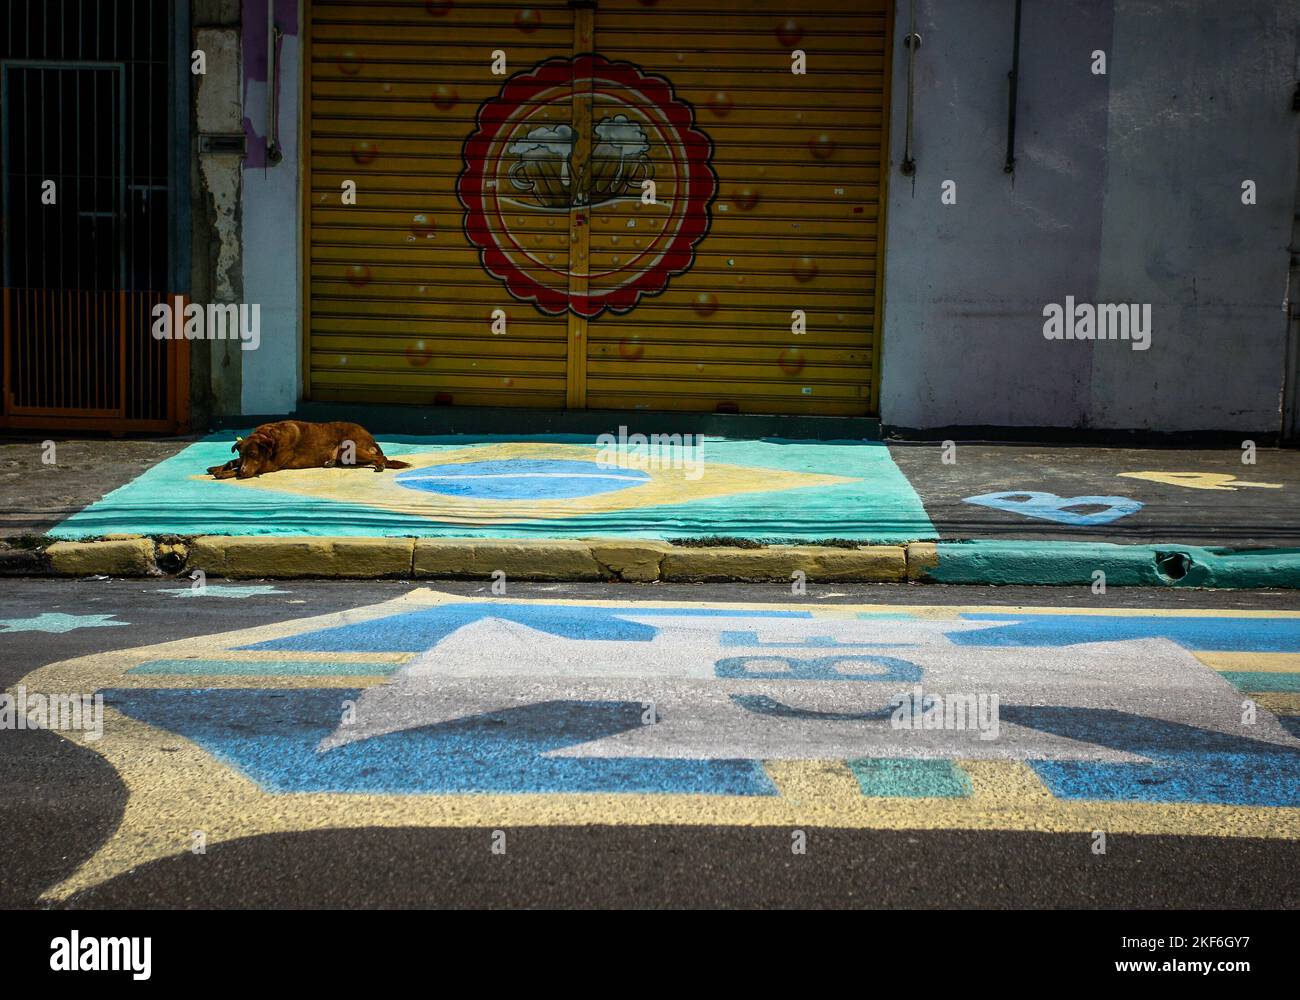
[[506, 115, 654, 210], [585, 115, 653, 207], [507, 125, 576, 209]]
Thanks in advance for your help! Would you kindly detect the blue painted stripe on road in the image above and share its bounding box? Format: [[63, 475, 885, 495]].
[[1003, 706, 1300, 807], [951, 614, 1300, 652], [102, 688, 778, 796], [242, 603, 810, 653]]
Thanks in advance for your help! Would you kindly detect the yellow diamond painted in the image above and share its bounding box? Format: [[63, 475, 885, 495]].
[[190, 442, 858, 524]]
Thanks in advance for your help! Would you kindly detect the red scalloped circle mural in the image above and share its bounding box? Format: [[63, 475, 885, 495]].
[[458, 55, 716, 318]]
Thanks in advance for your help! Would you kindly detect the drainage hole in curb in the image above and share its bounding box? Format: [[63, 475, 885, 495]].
[[1154, 550, 1192, 582]]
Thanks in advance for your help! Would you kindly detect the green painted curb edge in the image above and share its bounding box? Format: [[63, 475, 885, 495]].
[[919, 541, 1300, 589]]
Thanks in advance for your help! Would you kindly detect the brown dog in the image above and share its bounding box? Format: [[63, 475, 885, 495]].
[[206, 420, 411, 479]]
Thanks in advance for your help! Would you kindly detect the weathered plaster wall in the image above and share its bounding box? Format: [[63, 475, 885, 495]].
[[191, 0, 245, 419], [189, 0, 299, 424], [880, 0, 1300, 433]]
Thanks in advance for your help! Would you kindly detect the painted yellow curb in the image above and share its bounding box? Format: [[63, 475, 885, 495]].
[[187, 536, 415, 578], [38, 537, 918, 582], [45, 537, 155, 576], [906, 542, 940, 582], [660, 545, 906, 582], [587, 540, 673, 582], [413, 538, 604, 580]]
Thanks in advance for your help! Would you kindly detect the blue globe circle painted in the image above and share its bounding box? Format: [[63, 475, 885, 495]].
[[395, 459, 652, 500]]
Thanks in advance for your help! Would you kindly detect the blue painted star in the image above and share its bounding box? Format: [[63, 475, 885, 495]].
[[0, 612, 129, 634], [158, 584, 288, 599]]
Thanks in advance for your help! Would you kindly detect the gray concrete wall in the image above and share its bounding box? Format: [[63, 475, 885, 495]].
[[880, 0, 1300, 433], [240, 0, 302, 416]]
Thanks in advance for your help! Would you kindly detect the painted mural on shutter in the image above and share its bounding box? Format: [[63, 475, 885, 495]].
[[305, 0, 890, 415]]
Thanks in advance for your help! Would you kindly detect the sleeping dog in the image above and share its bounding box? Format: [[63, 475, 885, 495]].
[[207, 420, 411, 479]]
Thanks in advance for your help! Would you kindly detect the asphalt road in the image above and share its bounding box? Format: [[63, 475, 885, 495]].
[[2, 578, 1299, 909]]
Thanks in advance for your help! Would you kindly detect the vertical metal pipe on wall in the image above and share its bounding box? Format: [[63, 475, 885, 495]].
[[900, 0, 919, 177], [267, 0, 283, 164], [1004, 0, 1022, 174]]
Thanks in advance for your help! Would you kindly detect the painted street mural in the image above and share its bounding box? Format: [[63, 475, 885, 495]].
[[458, 55, 716, 317], [49, 436, 933, 542], [14, 590, 1300, 900]]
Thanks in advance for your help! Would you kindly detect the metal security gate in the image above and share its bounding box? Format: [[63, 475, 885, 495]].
[[0, 0, 189, 433], [307, 1, 576, 409], [305, 0, 890, 416]]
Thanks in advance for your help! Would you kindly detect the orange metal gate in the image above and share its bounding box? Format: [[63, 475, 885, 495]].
[[1, 288, 188, 432], [1, 5, 189, 434]]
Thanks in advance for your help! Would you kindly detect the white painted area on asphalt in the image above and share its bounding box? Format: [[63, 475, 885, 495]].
[[321, 610, 1296, 760]]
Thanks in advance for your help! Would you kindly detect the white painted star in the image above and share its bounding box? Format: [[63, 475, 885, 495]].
[[0, 612, 129, 634], [157, 584, 288, 599]]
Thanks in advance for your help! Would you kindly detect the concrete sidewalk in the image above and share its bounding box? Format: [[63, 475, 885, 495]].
[[2, 432, 1299, 587], [891, 443, 1300, 547]]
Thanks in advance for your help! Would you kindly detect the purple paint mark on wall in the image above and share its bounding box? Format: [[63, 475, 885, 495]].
[[243, 0, 298, 169], [245, 0, 299, 79]]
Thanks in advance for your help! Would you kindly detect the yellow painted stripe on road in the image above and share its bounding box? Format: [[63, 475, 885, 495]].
[[123, 649, 413, 686], [764, 759, 863, 807], [960, 760, 1054, 806], [849, 605, 1300, 619], [103, 674, 392, 690], [43, 719, 1300, 902], [1249, 692, 1300, 715], [1196, 652, 1300, 673], [475, 595, 1300, 619], [157, 650, 414, 664]]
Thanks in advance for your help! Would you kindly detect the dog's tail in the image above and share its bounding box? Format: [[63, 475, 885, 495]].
[[383, 459, 412, 469]]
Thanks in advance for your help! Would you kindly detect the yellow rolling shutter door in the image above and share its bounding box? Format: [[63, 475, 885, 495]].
[[306, 1, 574, 408], [305, 1, 890, 416], [586, 0, 889, 416]]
